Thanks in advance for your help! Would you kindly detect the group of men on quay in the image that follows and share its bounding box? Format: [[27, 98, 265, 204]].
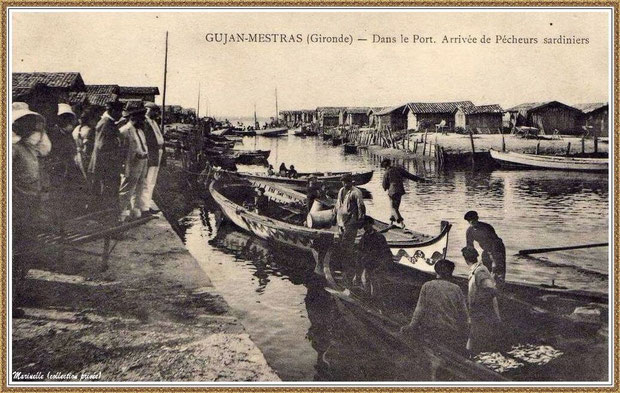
[[11, 100, 166, 317], [329, 158, 506, 354]]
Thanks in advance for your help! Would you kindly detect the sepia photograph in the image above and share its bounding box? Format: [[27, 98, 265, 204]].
[[5, 6, 615, 387]]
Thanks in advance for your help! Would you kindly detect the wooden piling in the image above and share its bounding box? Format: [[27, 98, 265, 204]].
[[566, 142, 571, 156], [536, 141, 540, 155], [594, 135, 598, 153], [581, 137, 585, 154], [468, 130, 476, 164]]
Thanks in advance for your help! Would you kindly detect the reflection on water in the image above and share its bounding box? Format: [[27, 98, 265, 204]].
[[168, 135, 609, 381]]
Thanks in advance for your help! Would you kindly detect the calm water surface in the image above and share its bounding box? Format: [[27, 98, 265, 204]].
[[171, 134, 609, 381]]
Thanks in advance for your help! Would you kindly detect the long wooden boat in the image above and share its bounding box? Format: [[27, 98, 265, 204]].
[[220, 169, 373, 193], [255, 127, 288, 137], [209, 178, 450, 276], [489, 149, 608, 172]]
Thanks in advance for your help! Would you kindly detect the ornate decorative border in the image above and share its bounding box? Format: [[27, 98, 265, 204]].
[[1, 2, 617, 391]]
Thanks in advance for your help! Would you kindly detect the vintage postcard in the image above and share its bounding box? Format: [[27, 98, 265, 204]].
[[4, 5, 616, 388]]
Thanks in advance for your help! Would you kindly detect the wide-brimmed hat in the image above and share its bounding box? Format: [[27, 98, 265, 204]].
[[12, 102, 44, 124], [464, 210, 479, 221], [144, 102, 159, 111], [461, 246, 479, 260], [125, 101, 146, 116], [57, 103, 76, 118]]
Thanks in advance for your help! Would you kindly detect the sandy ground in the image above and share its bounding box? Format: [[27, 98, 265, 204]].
[[11, 207, 279, 382]]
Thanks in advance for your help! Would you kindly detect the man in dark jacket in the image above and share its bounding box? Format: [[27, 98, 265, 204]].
[[355, 216, 393, 295], [381, 158, 425, 228], [88, 101, 124, 210]]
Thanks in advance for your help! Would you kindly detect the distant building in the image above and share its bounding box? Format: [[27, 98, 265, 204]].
[[340, 107, 370, 127], [12, 72, 86, 124], [367, 107, 386, 128], [574, 102, 609, 137], [506, 101, 582, 135], [404, 101, 475, 131], [86, 84, 120, 95], [453, 104, 504, 133], [280, 110, 316, 126], [118, 86, 160, 102], [375, 105, 407, 131], [316, 107, 343, 127]]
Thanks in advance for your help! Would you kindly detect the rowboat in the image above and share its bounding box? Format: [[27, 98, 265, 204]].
[[219, 169, 374, 193], [255, 127, 288, 137], [209, 178, 450, 276], [489, 149, 608, 172]]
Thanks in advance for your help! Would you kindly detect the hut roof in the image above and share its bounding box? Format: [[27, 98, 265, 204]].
[[573, 102, 608, 114], [88, 93, 119, 106], [120, 98, 144, 109], [506, 101, 580, 113], [66, 92, 89, 105], [12, 72, 86, 91], [375, 104, 407, 116], [118, 86, 160, 95], [317, 107, 344, 115], [86, 84, 119, 94], [343, 107, 370, 114], [406, 101, 474, 114], [367, 107, 387, 115], [458, 104, 504, 115]]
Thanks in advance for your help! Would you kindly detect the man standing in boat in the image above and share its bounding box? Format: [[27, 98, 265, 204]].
[[380, 158, 425, 229], [464, 211, 506, 283], [334, 173, 366, 260]]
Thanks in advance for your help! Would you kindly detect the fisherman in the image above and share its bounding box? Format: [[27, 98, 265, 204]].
[[400, 259, 469, 352], [140, 102, 164, 216], [72, 108, 97, 172], [380, 158, 425, 229], [118, 103, 149, 222], [464, 210, 506, 283], [288, 165, 298, 178], [462, 246, 502, 354], [306, 176, 323, 212], [88, 101, 124, 211], [267, 164, 275, 176], [355, 216, 393, 295], [254, 187, 269, 215], [334, 173, 366, 263], [279, 162, 288, 177]]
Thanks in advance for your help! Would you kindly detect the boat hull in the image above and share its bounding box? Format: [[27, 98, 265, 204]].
[[232, 170, 374, 192], [489, 149, 608, 172], [255, 127, 288, 137]]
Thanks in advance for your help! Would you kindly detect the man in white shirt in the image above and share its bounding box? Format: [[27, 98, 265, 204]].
[[118, 104, 149, 222], [140, 102, 164, 215]]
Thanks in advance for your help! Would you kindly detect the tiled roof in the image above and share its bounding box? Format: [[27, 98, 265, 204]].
[[343, 107, 370, 114], [573, 102, 608, 114], [118, 86, 160, 95], [317, 107, 344, 115], [407, 101, 474, 114], [66, 92, 89, 105], [86, 84, 119, 94], [459, 104, 504, 115], [506, 101, 580, 113], [375, 104, 407, 116], [12, 72, 86, 90], [87, 93, 118, 106]]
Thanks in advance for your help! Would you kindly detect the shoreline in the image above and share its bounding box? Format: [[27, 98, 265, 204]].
[[11, 195, 279, 382]]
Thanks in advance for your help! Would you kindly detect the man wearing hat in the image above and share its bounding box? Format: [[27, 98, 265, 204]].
[[89, 101, 125, 210], [305, 175, 324, 212], [462, 246, 502, 354], [118, 103, 149, 222], [139, 102, 164, 215], [380, 158, 425, 229], [401, 259, 469, 351], [464, 210, 506, 282], [334, 173, 366, 261], [11, 102, 48, 317]]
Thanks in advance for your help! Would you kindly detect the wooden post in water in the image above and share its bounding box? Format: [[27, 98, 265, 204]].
[[160, 31, 169, 166], [468, 129, 476, 164], [581, 137, 585, 154], [500, 128, 506, 152], [566, 142, 571, 156], [536, 141, 540, 155], [594, 134, 598, 153]]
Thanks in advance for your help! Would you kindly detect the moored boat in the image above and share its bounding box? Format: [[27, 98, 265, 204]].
[[489, 149, 608, 172], [220, 169, 374, 193], [255, 127, 289, 137], [209, 178, 450, 276]]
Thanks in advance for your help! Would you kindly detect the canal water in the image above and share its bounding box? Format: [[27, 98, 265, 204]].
[[165, 133, 609, 381]]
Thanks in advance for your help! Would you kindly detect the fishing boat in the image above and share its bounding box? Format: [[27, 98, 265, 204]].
[[219, 169, 374, 193], [255, 126, 289, 137], [489, 149, 608, 172], [209, 177, 450, 276]]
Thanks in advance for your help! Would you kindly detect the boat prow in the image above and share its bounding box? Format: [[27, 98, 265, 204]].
[[489, 149, 608, 172]]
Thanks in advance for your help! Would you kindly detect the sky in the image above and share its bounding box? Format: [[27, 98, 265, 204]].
[[10, 9, 611, 118]]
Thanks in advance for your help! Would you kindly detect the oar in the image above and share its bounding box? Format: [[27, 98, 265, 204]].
[[518, 242, 608, 256]]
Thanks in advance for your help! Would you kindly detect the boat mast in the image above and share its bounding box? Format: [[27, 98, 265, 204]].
[[254, 103, 258, 128], [160, 31, 168, 132], [197, 82, 201, 120], [275, 87, 278, 125]]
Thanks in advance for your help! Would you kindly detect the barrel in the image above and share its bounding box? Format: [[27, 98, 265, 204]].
[[307, 200, 334, 228]]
